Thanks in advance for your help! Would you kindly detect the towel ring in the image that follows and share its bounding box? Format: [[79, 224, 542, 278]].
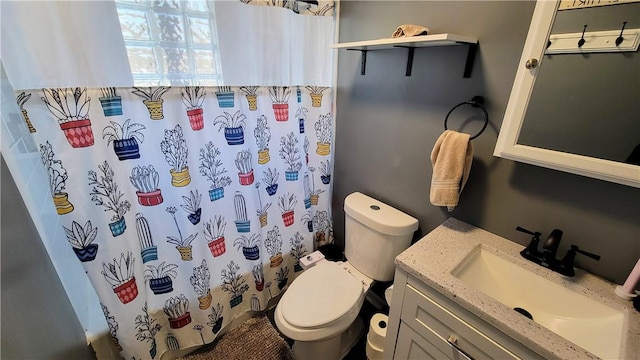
[[444, 96, 489, 140]]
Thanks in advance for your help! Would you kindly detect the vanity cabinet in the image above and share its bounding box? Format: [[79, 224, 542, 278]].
[[384, 268, 544, 360]]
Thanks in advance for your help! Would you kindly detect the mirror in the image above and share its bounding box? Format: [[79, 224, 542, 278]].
[[494, 0, 640, 188]]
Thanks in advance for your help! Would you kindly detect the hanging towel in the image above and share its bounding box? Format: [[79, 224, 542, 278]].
[[391, 24, 430, 38], [430, 130, 474, 211]]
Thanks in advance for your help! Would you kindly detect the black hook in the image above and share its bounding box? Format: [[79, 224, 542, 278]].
[[578, 25, 587, 47], [616, 21, 628, 46]]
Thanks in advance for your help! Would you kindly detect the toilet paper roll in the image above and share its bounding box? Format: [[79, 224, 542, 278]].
[[366, 336, 384, 360], [384, 285, 394, 306], [368, 313, 388, 350]]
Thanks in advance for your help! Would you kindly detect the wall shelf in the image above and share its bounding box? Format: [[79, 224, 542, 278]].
[[332, 34, 479, 77]]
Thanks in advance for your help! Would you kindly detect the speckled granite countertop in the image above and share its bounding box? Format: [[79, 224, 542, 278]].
[[395, 218, 639, 360]]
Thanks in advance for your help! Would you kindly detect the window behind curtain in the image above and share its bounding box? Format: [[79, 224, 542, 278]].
[[115, 0, 223, 86]]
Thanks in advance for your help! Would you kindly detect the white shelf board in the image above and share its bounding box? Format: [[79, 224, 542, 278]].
[[332, 33, 478, 50]]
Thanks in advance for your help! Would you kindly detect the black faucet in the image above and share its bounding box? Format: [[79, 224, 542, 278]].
[[516, 226, 601, 277], [542, 229, 563, 265]]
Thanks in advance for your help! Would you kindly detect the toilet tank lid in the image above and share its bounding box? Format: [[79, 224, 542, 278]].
[[344, 192, 418, 236]]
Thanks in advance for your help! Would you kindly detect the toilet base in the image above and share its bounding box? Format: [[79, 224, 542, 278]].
[[291, 316, 365, 360]]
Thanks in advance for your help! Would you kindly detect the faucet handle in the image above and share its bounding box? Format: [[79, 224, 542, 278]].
[[570, 245, 601, 261], [517, 226, 543, 260], [558, 245, 601, 277], [516, 226, 541, 238]]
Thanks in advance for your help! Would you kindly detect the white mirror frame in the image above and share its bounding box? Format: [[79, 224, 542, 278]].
[[494, 0, 640, 188]]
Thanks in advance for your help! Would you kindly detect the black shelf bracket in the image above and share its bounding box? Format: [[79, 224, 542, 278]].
[[462, 42, 478, 78], [347, 49, 368, 75], [394, 46, 416, 76], [346, 41, 478, 78]]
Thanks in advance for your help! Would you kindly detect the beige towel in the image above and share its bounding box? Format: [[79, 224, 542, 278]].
[[391, 24, 430, 38], [430, 130, 473, 211]]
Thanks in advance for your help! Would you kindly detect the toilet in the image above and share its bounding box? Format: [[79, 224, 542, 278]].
[[275, 192, 418, 360]]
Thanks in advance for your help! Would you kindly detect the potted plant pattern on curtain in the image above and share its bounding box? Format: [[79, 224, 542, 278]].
[[17, 85, 334, 360]]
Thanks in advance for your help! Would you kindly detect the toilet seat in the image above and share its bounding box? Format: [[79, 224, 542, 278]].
[[280, 261, 364, 328]]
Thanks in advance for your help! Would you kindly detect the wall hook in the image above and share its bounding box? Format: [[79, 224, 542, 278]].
[[578, 25, 588, 47], [615, 21, 628, 46]]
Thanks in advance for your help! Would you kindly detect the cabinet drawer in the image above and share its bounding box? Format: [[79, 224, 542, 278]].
[[401, 284, 519, 360]]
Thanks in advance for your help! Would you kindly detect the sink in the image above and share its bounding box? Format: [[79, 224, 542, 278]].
[[451, 245, 624, 360]]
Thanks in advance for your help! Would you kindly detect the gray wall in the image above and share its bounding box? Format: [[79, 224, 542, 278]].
[[333, 1, 640, 284], [1, 156, 95, 360]]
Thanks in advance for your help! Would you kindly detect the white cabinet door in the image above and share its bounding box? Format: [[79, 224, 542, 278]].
[[395, 322, 472, 360]]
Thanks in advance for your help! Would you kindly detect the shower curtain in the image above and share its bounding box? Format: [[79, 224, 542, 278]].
[[3, 1, 335, 359], [21, 85, 332, 358]]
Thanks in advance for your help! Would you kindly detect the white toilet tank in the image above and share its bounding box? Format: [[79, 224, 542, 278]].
[[343, 192, 419, 282]]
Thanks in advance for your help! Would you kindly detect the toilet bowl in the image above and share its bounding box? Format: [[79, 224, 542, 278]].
[[274, 192, 419, 360], [275, 260, 372, 359]]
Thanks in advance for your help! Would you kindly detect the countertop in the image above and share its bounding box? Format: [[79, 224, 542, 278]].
[[395, 217, 639, 360]]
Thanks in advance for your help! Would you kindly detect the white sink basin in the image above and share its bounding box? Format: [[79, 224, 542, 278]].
[[452, 245, 624, 360]]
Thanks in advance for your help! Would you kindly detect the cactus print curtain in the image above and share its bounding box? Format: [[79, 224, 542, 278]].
[[17, 85, 333, 359]]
